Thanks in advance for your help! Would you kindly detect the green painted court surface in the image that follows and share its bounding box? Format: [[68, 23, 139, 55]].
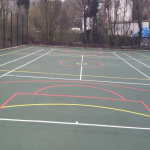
[[0, 46, 150, 150]]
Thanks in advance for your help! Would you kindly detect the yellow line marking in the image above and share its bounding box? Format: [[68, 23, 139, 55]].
[[0, 70, 149, 80], [76, 62, 88, 65], [134, 52, 150, 59], [15, 53, 44, 56], [0, 70, 48, 74], [0, 47, 33, 56], [2, 103, 150, 117]]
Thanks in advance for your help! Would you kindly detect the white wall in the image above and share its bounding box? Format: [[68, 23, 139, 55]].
[[115, 21, 149, 36], [82, 0, 133, 31]]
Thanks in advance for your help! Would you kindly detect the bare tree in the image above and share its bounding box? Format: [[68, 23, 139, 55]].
[[105, 0, 121, 45], [37, 0, 62, 42], [132, 0, 148, 46], [69, 0, 88, 44], [104, 0, 133, 46], [0, 0, 8, 11]]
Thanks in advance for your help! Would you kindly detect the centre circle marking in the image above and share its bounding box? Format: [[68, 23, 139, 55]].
[[60, 60, 104, 68]]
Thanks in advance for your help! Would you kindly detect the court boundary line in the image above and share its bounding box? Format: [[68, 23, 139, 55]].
[[12, 52, 150, 61], [0, 45, 27, 52], [80, 55, 83, 80], [0, 47, 33, 56], [0, 49, 54, 78], [51, 48, 116, 53], [2, 70, 150, 80], [0, 49, 44, 67], [134, 52, 150, 59], [50, 52, 116, 57], [124, 53, 150, 69], [4, 75, 150, 85], [0, 118, 150, 130], [113, 52, 150, 79]]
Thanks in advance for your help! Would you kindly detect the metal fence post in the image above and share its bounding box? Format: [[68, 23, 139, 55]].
[[11, 11, 12, 47], [27, 15, 28, 44], [148, 36, 150, 50], [22, 15, 24, 45], [17, 13, 18, 46], [3, 9, 5, 48]]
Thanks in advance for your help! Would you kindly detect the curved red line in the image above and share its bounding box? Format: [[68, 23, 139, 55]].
[[35, 93, 124, 101], [34, 85, 126, 101], [16, 93, 145, 103]]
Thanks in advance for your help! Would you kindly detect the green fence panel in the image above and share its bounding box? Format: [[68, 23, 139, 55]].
[[0, 9, 28, 49]]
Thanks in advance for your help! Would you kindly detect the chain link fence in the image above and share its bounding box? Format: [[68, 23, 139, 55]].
[[0, 9, 28, 49]]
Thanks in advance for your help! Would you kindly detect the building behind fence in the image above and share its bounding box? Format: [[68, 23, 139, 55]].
[[0, 9, 28, 49]]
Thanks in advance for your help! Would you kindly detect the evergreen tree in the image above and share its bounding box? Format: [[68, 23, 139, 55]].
[[17, 0, 30, 14], [86, 0, 99, 18]]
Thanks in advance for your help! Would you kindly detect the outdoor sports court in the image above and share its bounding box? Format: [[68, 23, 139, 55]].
[[0, 46, 150, 149]]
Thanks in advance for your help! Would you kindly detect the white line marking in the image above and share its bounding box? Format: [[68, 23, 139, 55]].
[[113, 53, 150, 79], [0, 50, 54, 78], [0, 118, 150, 130], [47, 49, 114, 53], [51, 53, 115, 58], [124, 53, 150, 69], [80, 55, 83, 80], [4, 75, 150, 86], [0, 49, 43, 67]]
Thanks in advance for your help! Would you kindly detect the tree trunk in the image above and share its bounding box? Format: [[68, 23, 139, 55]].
[[84, 13, 87, 44], [137, 0, 142, 47]]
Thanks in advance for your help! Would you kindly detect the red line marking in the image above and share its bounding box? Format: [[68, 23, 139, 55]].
[[0, 80, 150, 93], [35, 94, 123, 100], [64, 49, 68, 52], [18, 93, 35, 95], [141, 101, 150, 112], [36, 47, 40, 50], [0, 80, 150, 111], [32, 94, 150, 111], [99, 50, 102, 54], [34, 85, 125, 101], [1, 92, 150, 112], [0, 93, 18, 109]]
